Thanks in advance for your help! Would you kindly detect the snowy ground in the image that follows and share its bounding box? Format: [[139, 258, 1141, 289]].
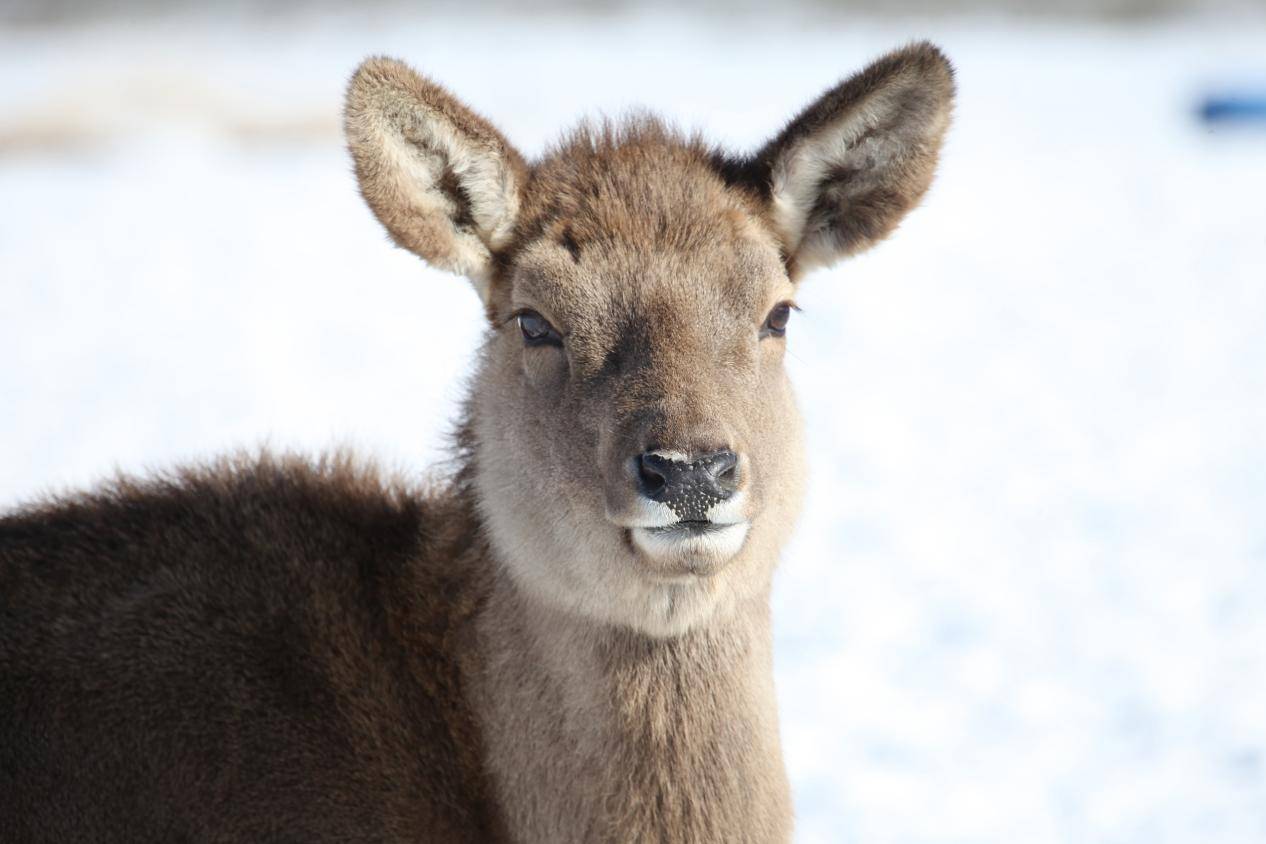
[[3, 9, 1266, 843]]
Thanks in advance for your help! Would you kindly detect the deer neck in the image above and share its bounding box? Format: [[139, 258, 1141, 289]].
[[467, 564, 792, 841]]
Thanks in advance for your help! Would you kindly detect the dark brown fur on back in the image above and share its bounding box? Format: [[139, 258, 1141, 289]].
[[0, 454, 495, 842]]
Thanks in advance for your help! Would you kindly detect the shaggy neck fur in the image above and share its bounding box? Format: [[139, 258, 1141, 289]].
[[466, 569, 790, 842]]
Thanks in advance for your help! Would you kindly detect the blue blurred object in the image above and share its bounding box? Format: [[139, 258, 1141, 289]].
[[1199, 93, 1266, 125]]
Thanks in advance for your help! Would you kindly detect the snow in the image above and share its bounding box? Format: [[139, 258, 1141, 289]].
[[3, 9, 1266, 842]]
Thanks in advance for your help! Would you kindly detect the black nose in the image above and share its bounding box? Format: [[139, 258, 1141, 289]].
[[636, 450, 739, 521]]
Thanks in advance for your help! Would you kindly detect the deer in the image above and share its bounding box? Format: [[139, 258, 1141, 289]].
[[0, 42, 953, 842]]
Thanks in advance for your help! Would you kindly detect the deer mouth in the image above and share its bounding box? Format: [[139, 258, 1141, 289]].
[[628, 520, 750, 568], [607, 489, 751, 571], [646, 520, 726, 536]]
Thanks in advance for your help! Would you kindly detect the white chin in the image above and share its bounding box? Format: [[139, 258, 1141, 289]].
[[630, 522, 750, 567]]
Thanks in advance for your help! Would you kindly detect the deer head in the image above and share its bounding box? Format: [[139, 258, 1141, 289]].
[[345, 44, 953, 636]]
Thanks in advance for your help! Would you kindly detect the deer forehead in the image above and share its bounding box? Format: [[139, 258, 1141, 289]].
[[506, 159, 790, 328]]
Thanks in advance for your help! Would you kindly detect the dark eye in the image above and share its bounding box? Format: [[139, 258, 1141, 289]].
[[761, 302, 795, 338], [516, 310, 563, 347]]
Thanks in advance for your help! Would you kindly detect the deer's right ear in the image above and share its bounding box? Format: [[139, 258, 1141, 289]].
[[344, 57, 525, 304]]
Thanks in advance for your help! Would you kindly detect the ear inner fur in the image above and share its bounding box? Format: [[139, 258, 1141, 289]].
[[344, 57, 527, 302]]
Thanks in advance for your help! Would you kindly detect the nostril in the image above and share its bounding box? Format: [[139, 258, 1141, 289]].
[[705, 450, 740, 494], [636, 455, 668, 498], [715, 462, 738, 493]]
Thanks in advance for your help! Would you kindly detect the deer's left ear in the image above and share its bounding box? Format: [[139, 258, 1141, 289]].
[[752, 42, 955, 273]]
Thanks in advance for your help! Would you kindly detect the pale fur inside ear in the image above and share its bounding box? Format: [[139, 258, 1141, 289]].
[[763, 43, 954, 272], [770, 98, 911, 268], [345, 58, 523, 303]]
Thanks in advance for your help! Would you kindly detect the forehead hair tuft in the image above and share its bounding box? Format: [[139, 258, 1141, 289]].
[[516, 115, 764, 258]]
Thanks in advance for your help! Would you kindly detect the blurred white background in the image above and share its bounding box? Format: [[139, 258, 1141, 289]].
[[2, 2, 1265, 841]]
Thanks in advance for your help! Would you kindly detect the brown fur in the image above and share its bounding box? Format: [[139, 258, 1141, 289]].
[[1, 453, 497, 841], [1, 42, 953, 842]]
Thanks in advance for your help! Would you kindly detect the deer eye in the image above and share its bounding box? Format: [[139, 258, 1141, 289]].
[[516, 310, 563, 347], [760, 302, 796, 339]]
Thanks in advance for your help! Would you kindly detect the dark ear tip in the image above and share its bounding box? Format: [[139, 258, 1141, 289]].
[[893, 41, 957, 94]]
